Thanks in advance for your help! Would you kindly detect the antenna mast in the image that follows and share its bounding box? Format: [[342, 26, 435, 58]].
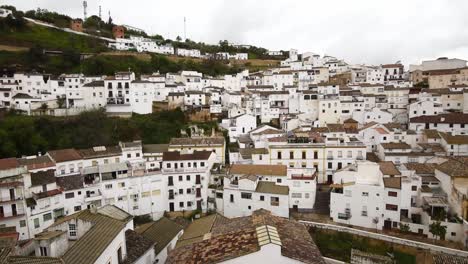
[[184, 17, 186, 41], [83, 1, 87, 20], [99, 5, 102, 19]]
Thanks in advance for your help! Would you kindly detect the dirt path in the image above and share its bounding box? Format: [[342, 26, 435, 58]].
[[0, 44, 29, 52]]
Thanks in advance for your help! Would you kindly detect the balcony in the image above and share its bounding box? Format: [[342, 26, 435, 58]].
[[0, 208, 26, 220], [270, 201, 279, 206], [162, 167, 207, 174], [0, 195, 23, 204], [84, 189, 102, 202]]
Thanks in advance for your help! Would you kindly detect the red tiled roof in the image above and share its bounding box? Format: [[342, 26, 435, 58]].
[[0, 158, 19, 170]]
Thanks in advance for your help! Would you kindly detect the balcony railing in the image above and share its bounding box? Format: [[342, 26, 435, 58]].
[[162, 167, 207, 173], [0, 196, 23, 204], [0, 209, 26, 220]]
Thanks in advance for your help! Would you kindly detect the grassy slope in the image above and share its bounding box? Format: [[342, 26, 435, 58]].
[[0, 22, 107, 52]]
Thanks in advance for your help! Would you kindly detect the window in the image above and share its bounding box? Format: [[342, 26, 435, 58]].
[[179, 175, 183, 181], [179, 202, 184, 208], [186, 175, 190, 181], [362, 192, 369, 197], [260, 195, 265, 201], [290, 151, 294, 159], [314, 151, 318, 159], [241, 192, 252, 199], [385, 204, 398, 211], [305, 193, 310, 198], [69, 224, 77, 236], [43, 213, 52, 222], [186, 188, 192, 194], [277, 151, 282, 159], [105, 184, 113, 189], [34, 218, 40, 228], [388, 191, 398, 197], [302, 151, 306, 159], [179, 189, 183, 194], [276, 178, 282, 183], [328, 162, 332, 169], [40, 246, 48, 256], [65, 192, 75, 199], [20, 220, 26, 227], [127, 153, 131, 158], [411, 186, 417, 191], [74, 206, 81, 212], [230, 194, 234, 203], [292, 193, 302, 198], [270, 197, 279, 206]]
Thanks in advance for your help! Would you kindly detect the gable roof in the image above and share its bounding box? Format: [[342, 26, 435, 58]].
[[255, 181, 289, 195], [380, 142, 411, 150], [167, 210, 324, 264], [78, 146, 122, 159], [436, 157, 468, 178], [378, 161, 401, 175], [229, 164, 287, 177], [18, 155, 55, 170], [47, 149, 82, 163], [169, 137, 224, 146], [383, 177, 401, 189], [135, 217, 183, 255], [31, 170, 56, 187], [410, 113, 468, 124], [162, 151, 212, 161], [51, 207, 132, 264], [0, 158, 19, 171], [123, 230, 155, 264]]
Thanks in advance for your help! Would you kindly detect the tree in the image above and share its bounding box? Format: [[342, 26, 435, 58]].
[[40, 103, 48, 110], [429, 221, 447, 241], [56, 96, 66, 108], [176, 35, 182, 42], [399, 223, 410, 233]]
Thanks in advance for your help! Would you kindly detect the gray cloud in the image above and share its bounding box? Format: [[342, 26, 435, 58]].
[[4, 0, 468, 66]]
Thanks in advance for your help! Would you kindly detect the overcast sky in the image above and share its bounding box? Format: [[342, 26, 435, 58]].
[[5, 0, 468, 66]]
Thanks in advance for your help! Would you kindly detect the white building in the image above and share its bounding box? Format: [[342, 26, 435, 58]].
[[221, 114, 257, 142]]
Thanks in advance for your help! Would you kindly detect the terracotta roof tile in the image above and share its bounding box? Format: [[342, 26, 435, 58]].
[[229, 164, 287, 176], [47, 149, 82, 163]]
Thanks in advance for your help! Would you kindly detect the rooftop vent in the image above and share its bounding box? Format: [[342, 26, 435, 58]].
[[256, 225, 282, 247], [93, 146, 106, 152]]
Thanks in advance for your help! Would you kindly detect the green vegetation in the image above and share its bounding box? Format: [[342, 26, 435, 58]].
[[0, 6, 107, 53], [0, 109, 189, 158], [309, 227, 416, 264], [429, 221, 447, 241], [0, 48, 244, 76]]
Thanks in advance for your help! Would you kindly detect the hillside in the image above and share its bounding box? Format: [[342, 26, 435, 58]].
[[0, 5, 282, 75]]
